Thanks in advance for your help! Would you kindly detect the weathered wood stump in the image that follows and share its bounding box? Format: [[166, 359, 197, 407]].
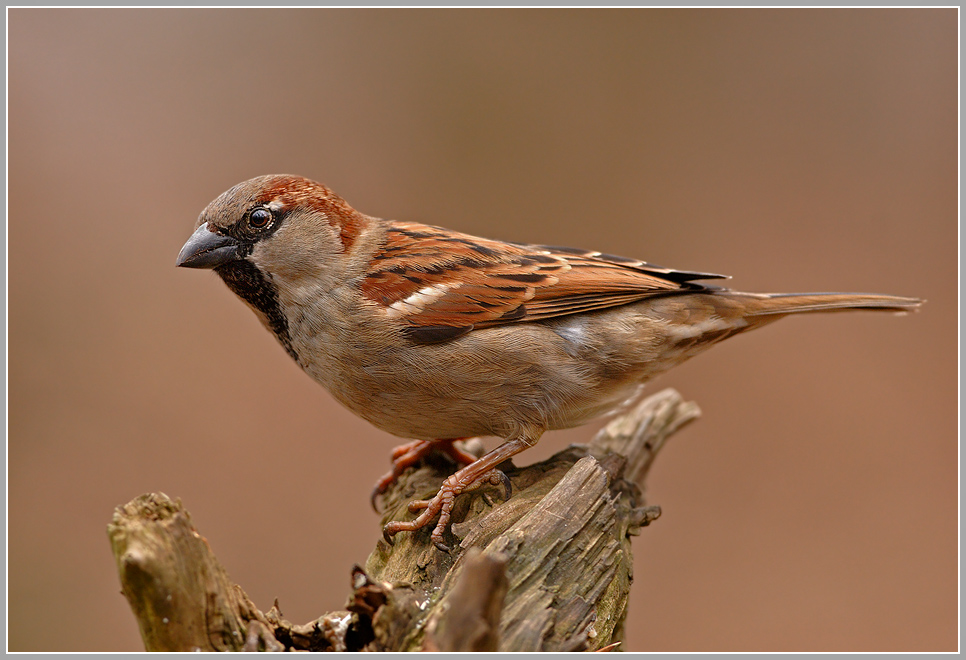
[[108, 388, 699, 652]]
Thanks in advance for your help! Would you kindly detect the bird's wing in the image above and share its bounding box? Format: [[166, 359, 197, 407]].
[[360, 221, 727, 343]]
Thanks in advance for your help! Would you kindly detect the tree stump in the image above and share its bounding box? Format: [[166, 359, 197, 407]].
[[108, 388, 700, 652]]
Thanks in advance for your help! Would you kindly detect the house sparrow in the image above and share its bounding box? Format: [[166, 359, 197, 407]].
[[177, 174, 921, 551]]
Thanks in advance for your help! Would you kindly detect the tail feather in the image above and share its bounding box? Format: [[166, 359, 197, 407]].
[[634, 289, 921, 370], [731, 291, 923, 317]]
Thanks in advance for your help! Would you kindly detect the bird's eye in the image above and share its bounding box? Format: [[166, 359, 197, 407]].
[[249, 208, 272, 229]]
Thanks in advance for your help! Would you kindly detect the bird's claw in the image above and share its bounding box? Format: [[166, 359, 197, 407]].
[[495, 469, 512, 501], [370, 438, 478, 513], [480, 469, 512, 507], [433, 539, 452, 553], [380, 467, 512, 551]]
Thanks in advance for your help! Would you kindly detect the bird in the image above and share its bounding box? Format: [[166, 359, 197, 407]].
[[176, 174, 921, 551]]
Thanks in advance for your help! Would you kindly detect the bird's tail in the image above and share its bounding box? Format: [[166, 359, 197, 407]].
[[727, 291, 923, 317], [625, 289, 921, 378]]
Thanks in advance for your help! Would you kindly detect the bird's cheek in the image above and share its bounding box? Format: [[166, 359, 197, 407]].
[[249, 236, 343, 293]]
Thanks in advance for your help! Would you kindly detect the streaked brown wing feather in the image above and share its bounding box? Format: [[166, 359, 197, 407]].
[[360, 221, 726, 342]]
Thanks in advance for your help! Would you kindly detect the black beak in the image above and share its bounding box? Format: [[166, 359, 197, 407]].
[[176, 224, 242, 269]]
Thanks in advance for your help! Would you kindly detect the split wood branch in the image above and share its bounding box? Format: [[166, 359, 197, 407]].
[[108, 388, 700, 652]]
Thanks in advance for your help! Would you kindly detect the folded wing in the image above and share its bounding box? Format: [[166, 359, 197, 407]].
[[361, 221, 727, 343]]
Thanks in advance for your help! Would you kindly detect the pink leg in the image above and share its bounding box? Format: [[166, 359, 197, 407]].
[[370, 438, 479, 512], [382, 434, 539, 552]]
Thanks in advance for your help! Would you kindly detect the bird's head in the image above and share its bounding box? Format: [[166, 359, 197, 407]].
[[177, 175, 373, 361], [176, 174, 368, 285]]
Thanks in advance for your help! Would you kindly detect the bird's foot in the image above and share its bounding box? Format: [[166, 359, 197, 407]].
[[370, 438, 478, 512], [382, 468, 511, 552]]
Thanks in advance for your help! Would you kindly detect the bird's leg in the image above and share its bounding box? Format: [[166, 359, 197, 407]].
[[370, 437, 479, 511], [382, 432, 540, 552]]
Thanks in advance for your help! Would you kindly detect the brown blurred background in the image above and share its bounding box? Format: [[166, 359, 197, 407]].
[[7, 8, 957, 652]]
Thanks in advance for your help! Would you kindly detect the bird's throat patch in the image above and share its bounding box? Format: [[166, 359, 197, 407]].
[[214, 260, 300, 363]]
